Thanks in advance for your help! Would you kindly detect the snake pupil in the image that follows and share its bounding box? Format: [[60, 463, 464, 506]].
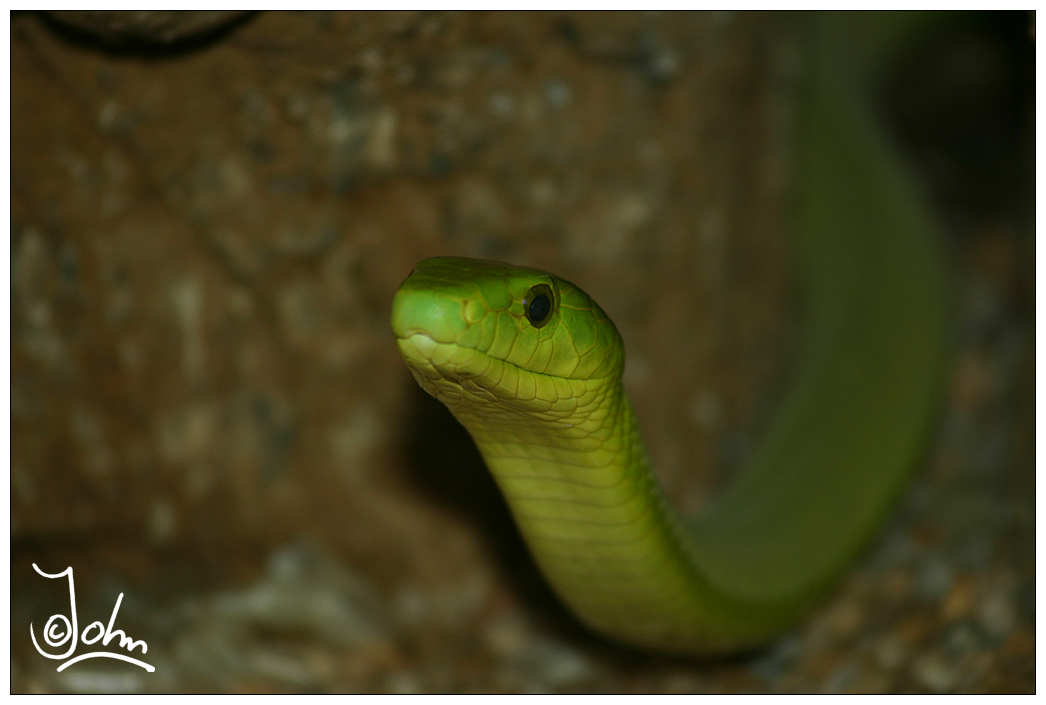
[[529, 295, 550, 321], [525, 285, 554, 328]]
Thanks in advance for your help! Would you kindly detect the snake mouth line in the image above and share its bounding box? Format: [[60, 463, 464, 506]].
[[396, 330, 564, 383], [396, 332, 617, 391]]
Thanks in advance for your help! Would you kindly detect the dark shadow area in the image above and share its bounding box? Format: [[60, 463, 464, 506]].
[[878, 11, 1035, 222], [30, 10, 260, 60]]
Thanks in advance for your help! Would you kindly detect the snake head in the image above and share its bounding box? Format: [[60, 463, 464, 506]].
[[392, 256, 624, 414]]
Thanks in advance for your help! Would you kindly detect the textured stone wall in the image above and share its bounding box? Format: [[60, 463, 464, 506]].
[[12, 11, 792, 577]]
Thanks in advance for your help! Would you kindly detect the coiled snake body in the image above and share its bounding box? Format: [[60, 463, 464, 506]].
[[392, 16, 946, 654]]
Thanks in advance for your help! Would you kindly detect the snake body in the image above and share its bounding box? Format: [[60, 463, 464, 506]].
[[391, 16, 946, 654]]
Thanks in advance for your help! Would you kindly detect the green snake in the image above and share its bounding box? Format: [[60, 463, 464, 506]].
[[391, 16, 946, 654]]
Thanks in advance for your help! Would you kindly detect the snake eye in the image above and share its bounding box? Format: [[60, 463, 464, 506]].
[[523, 284, 555, 328]]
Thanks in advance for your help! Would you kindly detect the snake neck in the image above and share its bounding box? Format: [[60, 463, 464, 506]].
[[439, 371, 788, 652]]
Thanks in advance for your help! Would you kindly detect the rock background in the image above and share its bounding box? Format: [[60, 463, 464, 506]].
[[11, 11, 1034, 693]]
